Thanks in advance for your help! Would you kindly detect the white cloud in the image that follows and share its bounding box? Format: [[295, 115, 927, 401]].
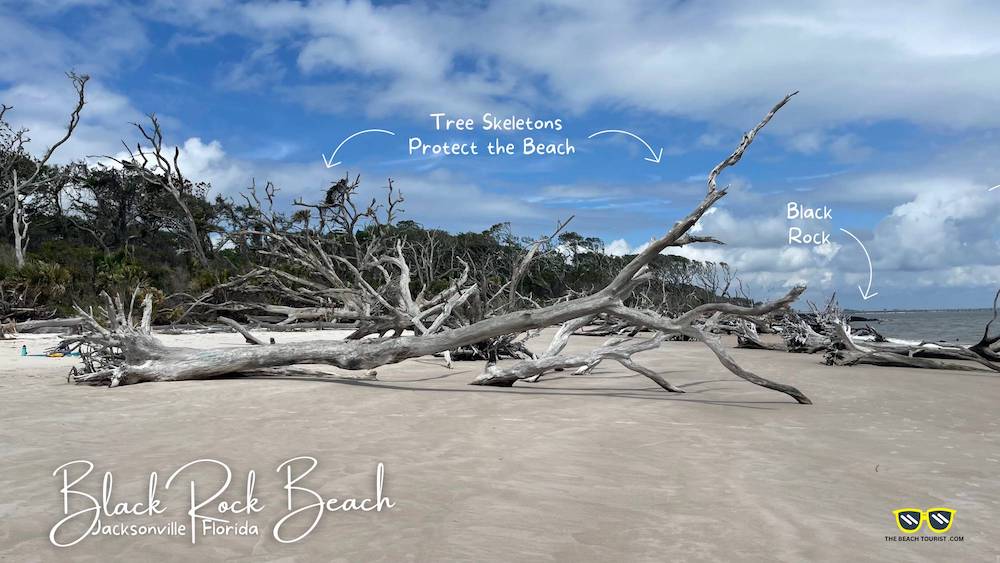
[[597, 166, 999, 307], [606, 238, 631, 257], [788, 131, 826, 154], [787, 131, 871, 162], [0, 4, 149, 164], [215, 42, 287, 92], [150, 0, 1000, 130], [871, 178, 1000, 272]]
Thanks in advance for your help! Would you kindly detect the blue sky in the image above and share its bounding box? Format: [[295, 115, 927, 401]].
[[2, 1, 999, 309]]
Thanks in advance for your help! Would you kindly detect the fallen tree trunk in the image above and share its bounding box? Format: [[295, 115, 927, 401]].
[[72, 290, 623, 384], [157, 320, 358, 334], [12, 317, 85, 333]]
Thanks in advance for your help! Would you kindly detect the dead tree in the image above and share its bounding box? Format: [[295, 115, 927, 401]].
[[110, 115, 211, 267], [173, 177, 484, 370], [742, 295, 841, 354], [207, 178, 405, 327], [179, 176, 547, 362], [480, 286, 809, 404], [67, 93, 813, 403], [11, 180, 29, 267], [1, 72, 88, 268], [780, 316, 832, 353]]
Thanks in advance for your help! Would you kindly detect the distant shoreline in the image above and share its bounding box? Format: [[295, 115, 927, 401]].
[[841, 308, 992, 314], [841, 309, 993, 344]]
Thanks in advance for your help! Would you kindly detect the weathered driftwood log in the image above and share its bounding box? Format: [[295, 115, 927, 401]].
[[824, 307, 1000, 373], [477, 286, 811, 403], [67, 93, 812, 403], [521, 315, 595, 382], [1, 317, 84, 339], [734, 319, 787, 351], [820, 289, 1000, 372], [219, 316, 378, 379], [754, 294, 844, 354], [449, 335, 536, 362], [970, 290, 1000, 361], [780, 316, 831, 353], [257, 305, 338, 325], [478, 332, 684, 392], [70, 287, 622, 386], [733, 289, 1000, 377], [0, 319, 15, 339], [533, 286, 810, 404], [72, 295, 377, 386], [12, 317, 85, 333], [766, 304, 836, 353]]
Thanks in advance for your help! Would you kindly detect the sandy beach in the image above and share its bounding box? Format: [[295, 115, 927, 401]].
[[0, 328, 997, 562]]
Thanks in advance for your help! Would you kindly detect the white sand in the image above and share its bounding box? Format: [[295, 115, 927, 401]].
[[1, 328, 997, 562]]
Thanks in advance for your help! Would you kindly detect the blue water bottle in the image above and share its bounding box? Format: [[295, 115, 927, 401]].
[[20, 345, 27, 356]]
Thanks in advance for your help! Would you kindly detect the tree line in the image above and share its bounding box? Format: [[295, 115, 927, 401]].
[[0, 75, 748, 328]]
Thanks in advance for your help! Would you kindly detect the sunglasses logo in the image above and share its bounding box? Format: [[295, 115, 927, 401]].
[[893, 508, 955, 533]]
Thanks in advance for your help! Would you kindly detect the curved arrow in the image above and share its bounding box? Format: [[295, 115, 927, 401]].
[[322, 129, 396, 168], [587, 129, 663, 164], [839, 228, 878, 301]]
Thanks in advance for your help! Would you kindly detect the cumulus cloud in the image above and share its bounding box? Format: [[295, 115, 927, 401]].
[[601, 168, 1000, 307], [606, 238, 632, 257], [872, 179, 1000, 272], [787, 131, 871, 162]]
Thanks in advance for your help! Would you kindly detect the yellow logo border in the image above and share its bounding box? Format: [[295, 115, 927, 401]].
[[892, 507, 955, 534]]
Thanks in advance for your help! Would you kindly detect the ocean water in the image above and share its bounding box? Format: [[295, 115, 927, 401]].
[[847, 309, 996, 345]]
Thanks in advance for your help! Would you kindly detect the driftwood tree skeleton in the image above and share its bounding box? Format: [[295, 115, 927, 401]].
[[730, 287, 1000, 375], [175, 175, 555, 362], [176, 178, 407, 328], [482, 331, 685, 393], [734, 294, 842, 354], [823, 289, 1000, 373], [491, 286, 810, 404], [1, 72, 88, 269], [67, 93, 816, 403]]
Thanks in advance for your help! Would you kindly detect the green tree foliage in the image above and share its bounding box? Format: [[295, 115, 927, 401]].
[[1, 155, 749, 321]]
